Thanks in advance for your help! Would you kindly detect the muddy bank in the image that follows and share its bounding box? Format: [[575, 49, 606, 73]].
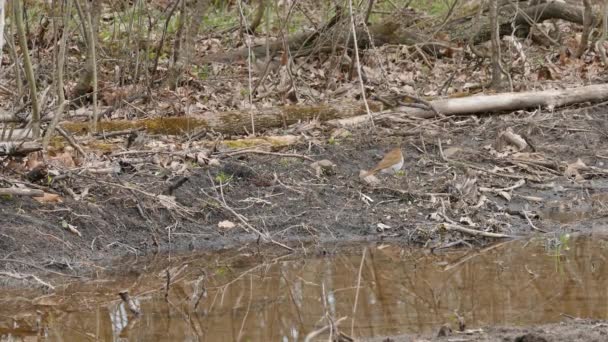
[[1, 107, 608, 281], [368, 320, 608, 341]]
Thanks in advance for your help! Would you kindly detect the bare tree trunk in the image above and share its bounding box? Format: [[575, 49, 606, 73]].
[[43, 0, 72, 149], [14, 0, 41, 138], [151, 1, 180, 84], [0, 0, 5, 63], [85, 1, 98, 133], [4, 13, 23, 99], [576, 0, 593, 58], [489, 0, 502, 89], [598, 0, 608, 65], [247, 0, 265, 33], [168, 0, 186, 90], [364, 0, 375, 24], [186, 0, 210, 64]]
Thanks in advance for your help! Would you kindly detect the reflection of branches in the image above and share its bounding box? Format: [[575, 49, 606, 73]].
[[0, 271, 54, 290], [304, 316, 347, 342], [236, 275, 253, 341], [443, 239, 515, 271], [350, 247, 366, 337], [192, 272, 207, 311], [213, 254, 292, 291], [279, 269, 305, 325]]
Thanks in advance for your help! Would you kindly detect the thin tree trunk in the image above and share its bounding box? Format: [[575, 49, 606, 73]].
[[597, 0, 608, 65], [81, 0, 99, 133], [247, 0, 265, 33], [14, 0, 41, 138], [576, 0, 593, 58], [168, 0, 186, 90], [0, 0, 5, 63], [489, 0, 502, 89], [151, 1, 180, 84], [5, 14, 23, 100], [43, 0, 72, 149]]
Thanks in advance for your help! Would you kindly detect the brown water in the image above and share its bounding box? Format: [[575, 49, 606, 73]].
[[1, 235, 608, 341]]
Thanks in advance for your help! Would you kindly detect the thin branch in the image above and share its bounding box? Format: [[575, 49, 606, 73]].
[[348, 0, 374, 128]]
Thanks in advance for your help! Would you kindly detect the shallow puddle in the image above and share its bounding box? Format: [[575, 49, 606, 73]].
[[1, 235, 608, 341]]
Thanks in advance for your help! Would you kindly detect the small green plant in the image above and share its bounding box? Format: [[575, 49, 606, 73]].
[[193, 65, 210, 80], [99, 30, 113, 43], [395, 170, 406, 177], [203, 7, 238, 29], [545, 233, 571, 274], [215, 265, 229, 276], [215, 171, 232, 183], [407, 0, 451, 15], [328, 137, 337, 145], [279, 158, 294, 167]]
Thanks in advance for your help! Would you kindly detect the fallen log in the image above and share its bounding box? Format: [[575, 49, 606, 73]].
[[62, 101, 382, 135], [0, 188, 45, 197], [327, 83, 608, 127], [0, 141, 42, 156], [62, 84, 608, 135]]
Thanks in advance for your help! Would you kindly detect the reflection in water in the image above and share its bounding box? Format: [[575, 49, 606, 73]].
[[1, 235, 608, 341]]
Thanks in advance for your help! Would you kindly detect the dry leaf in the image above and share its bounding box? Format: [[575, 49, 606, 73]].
[[218, 220, 236, 230], [359, 170, 380, 186], [34, 193, 63, 204], [62, 221, 82, 237], [443, 147, 462, 158], [376, 223, 392, 232], [49, 151, 76, 168], [495, 128, 528, 152], [565, 159, 588, 181], [310, 159, 336, 177]]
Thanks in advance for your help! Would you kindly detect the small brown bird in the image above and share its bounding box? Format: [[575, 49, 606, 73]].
[[363, 148, 404, 177]]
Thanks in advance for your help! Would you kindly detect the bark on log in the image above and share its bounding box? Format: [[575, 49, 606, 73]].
[[62, 84, 608, 136], [327, 83, 608, 127], [0, 141, 42, 156], [0, 188, 45, 197], [62, 101, 382, 135]]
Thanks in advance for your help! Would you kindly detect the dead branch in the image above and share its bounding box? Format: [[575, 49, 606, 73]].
[[56, 125, 87, 157], [0, 187, 45, 197], [0, 271, 55, 290], [223, 149, 315, 161], [0, 141, 42, 156], [440, 223, 515, 238], [328, 84, 608, 126]]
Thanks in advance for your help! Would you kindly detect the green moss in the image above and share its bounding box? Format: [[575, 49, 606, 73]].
[[215, 171, 232, 183], [63, 117, 209, 136], [224, 138, 268, 149], [86, 140, 117, 153]]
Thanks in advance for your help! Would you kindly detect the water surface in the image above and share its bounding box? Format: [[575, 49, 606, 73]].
[[1, 235, 607, 341]]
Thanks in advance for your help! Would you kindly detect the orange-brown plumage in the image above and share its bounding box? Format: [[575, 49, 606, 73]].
[[364, 148, 404, 177]]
